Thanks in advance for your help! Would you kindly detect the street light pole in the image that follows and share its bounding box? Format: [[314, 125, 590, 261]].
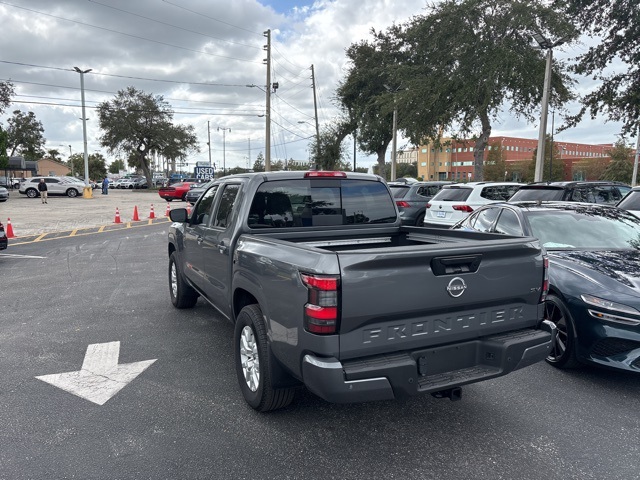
[[532, 33, 567, 183], [74, 66, 92, 198], [632, 127, 640, 187], [218, 127, 231, 177]]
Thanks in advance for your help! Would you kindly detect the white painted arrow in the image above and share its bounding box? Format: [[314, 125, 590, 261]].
[[36, 341, 157, 405]]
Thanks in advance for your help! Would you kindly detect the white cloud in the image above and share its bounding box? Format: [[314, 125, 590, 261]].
[[0, 0, 632, 172]]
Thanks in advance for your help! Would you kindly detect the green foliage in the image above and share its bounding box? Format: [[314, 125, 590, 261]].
[[6, 110, 46, 160], [0, 81, 14, 117], [109, 159, 125, 174], [483, 143, 507, 181], [523, 137, 568, 182], [253, 152, 265, 172], [69, 152, 108, 181], [398, 0, 577, 181], [0, 129, 8, 169], [97, 86, 198, 185], [556, 0, 640, 136], [373, 162, 417, 181], [308, 123, 351, 170], [601, 141, 634, 183]]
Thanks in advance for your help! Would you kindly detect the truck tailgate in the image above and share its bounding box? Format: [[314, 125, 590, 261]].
[[337, 238, 544, 360]]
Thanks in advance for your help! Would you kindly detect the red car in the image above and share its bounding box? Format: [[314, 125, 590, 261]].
[[158, 182, 198, 201]]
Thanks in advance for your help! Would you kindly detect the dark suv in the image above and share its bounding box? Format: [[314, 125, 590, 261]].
[[508, 181, 631, 205], [388, 181, 452, 226]]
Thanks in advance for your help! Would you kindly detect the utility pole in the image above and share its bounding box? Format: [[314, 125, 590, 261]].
[[207, 121, 212, 167], [264, 29, 271, 172], [632, 126, 640, 187], [218, 127, 231, 177], [391, 101, 397, 182], [74, 66, 92, 198], [310, 65, 320, 163]]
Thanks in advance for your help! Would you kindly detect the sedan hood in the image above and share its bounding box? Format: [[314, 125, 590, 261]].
[[550, 250, 640, 294]]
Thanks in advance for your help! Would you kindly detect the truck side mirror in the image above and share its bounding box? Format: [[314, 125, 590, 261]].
[[169, 208, 188, 223]]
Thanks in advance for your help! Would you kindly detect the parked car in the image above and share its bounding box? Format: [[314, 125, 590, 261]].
[[119, 177, 141, 189], [133, 177, 149, 189], [509, 181, 631, 205], [185, 179, 215, 205], [0, 219, 7, 250], [19, 176, 84, 198], [423, 182, 523, 227], [388, 181, 452, 226], [158, 182, 198, 201], [616, 186, 640, 217], [452, 201, 640, 373], [0, 186, 8, 202]]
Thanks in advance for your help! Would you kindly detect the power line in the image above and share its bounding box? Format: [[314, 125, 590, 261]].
[[0, 1, 260, 64], [162, 0, 263, 36], [87, 0, 261, 50]]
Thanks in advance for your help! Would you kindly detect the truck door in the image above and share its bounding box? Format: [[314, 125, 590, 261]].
[[183, 184, 219, 288], [201, 183, 241, 319]]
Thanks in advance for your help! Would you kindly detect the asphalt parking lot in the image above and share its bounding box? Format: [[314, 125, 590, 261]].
[[0, 187, 185, 237]]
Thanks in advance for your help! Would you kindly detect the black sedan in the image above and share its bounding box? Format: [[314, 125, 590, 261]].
[[186, 179, 215, 205], [452, 201, 640, 373], [0, 219, 7, 250]]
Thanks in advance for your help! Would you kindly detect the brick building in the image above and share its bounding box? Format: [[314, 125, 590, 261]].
[[396, 136, 625, 182]]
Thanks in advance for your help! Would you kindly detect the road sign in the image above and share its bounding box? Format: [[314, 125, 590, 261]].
[[36, 341, 157, 405], [195, 166, 215, 180]]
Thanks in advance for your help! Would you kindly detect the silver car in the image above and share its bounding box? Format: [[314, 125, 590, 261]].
[[19, 176, 85, 198], [0, 186, 9, 202]]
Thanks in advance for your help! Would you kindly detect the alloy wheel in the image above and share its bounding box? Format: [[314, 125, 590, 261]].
[[240, 326, 260, 392]]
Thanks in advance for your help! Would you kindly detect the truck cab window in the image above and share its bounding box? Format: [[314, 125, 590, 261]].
[[193, 185, 218, 226], [213, 184, 240, 228]]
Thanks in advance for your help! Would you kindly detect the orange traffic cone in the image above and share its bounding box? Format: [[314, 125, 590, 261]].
[[114, 207, 122, 224], [165, 203, 171, 217], [6, 218, 16, 238], [149, 204, 155, 219], [132, 205, 140, 222]]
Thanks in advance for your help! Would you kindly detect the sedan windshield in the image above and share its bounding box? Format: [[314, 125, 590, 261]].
[[526, 210, 640, 250]]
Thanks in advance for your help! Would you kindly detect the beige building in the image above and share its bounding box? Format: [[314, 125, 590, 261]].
[[37, 158, 71, 177]]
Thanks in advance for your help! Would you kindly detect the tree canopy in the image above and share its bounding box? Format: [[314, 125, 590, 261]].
[[6, 110, 46, 160], [556, 0, 640, 136], [97, 86, 198, 186], [336, 0, 577, 181], [601, 141, 635, 183], [0, 81, 14, 117]]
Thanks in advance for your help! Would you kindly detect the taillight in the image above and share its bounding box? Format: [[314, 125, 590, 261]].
[[452, 205, 474, 213], [301, 272, 340, 334], [541, 255, 549, 302], [396, 201, 410, 208], [426, 203, 432, 209]]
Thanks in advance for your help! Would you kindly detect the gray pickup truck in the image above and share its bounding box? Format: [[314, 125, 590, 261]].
[[167, 171, 555, 411]]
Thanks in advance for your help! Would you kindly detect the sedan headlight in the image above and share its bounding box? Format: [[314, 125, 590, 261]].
[[581, 294, 640, 326]]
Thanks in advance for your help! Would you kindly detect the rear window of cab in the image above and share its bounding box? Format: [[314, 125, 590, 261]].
[[248, 179, 397, 228]]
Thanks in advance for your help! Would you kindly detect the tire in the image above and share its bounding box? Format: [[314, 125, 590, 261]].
[[544, 294, 581, 369], [234, 304, 296, 412], [168, 252, 199, 308], [26, 188, 38, 198], [415, 213, 425, 226], [67, 188, 79, 198]]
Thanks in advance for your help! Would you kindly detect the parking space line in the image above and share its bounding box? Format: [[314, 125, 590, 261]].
[[8, 218, 171, 246]]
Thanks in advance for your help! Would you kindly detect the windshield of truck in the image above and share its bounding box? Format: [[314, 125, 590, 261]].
[[248, 179, 397, 228]]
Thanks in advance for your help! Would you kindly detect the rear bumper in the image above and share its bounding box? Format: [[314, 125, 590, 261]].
[[302, 321, 556, 404]]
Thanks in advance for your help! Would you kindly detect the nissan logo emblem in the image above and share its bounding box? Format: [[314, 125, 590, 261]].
[[446, 277, 467, 297]]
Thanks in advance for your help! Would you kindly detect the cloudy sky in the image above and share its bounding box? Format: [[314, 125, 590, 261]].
[[0, 0, 631, 171]]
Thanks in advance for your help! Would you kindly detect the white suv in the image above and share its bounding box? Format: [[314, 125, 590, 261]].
[[424, 182, 524, 227], [19, 176, 85, 198]]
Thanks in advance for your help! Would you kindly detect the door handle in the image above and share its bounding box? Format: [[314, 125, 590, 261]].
[[217, 242, 228, 254], [197, 235, 203, 245]]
